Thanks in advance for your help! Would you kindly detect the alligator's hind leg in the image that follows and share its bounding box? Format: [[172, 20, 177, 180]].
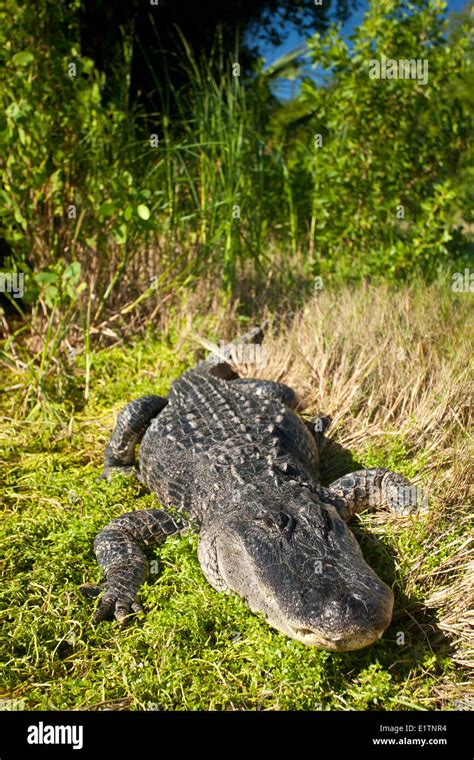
[[327, 468, 421, 519], [81, 509, 184, 626], [103, 395, 167, 478]]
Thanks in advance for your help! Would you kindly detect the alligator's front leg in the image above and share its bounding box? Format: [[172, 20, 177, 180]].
[[326, 468, 421, 519], [81, 509, 182, 626], [103, 395, 168, 478]]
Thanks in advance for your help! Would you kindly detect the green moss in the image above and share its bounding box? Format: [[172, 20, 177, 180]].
[[0, 336, 467, 711]]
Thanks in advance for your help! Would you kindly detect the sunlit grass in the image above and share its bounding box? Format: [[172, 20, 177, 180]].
[[1, 283, 471, 711]]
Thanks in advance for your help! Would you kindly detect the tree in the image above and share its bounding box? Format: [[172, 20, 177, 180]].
[[78, 0, 359, 110]]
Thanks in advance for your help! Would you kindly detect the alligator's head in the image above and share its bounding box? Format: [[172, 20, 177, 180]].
[[198, 485, 393, 651]]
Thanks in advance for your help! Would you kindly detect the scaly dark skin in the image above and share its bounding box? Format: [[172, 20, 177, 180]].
[[82, 326, 419, 650]]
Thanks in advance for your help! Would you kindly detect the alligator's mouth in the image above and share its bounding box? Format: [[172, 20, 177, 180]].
[[289, 624, 386, 651]]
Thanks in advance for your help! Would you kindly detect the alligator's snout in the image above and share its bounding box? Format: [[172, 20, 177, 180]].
[[287, 591, 394, 651], [211, 497, 395, 651]]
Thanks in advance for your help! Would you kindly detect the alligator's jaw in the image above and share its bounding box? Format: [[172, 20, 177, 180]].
[[240, 585, 394, 651], [260, 584, 395, 651], [287, 624, 387, 651]]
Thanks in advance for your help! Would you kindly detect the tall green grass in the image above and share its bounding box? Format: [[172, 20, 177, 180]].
[[2, 1, 470, 301]]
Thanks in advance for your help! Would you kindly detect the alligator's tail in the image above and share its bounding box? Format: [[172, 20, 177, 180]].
[[193, 321, 268, 379]]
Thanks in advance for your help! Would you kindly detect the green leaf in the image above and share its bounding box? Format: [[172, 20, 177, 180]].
[[99, 202, 115, 217], [112, 223, 128, 245], [35, 271, 58, 284], [12, 51, 35, 67], [137, 204, 151, 220], [44, 284, 59, 307], [63, 262, 81, 282]]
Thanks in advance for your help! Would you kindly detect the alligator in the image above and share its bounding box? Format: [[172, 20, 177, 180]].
[[82, 326, 418, 651]]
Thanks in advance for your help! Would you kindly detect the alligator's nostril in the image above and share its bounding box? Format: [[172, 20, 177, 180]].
[[277, 512, 290, 529]]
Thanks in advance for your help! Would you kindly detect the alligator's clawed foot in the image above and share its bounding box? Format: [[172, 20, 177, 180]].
[[80, 583, 144, 627], [383, 472, 424, 515], [93, 591, 144, 627]]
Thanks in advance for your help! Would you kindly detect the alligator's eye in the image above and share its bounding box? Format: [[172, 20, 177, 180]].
[[255, 514, 277, 530], [255, 511, 294, 533]]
